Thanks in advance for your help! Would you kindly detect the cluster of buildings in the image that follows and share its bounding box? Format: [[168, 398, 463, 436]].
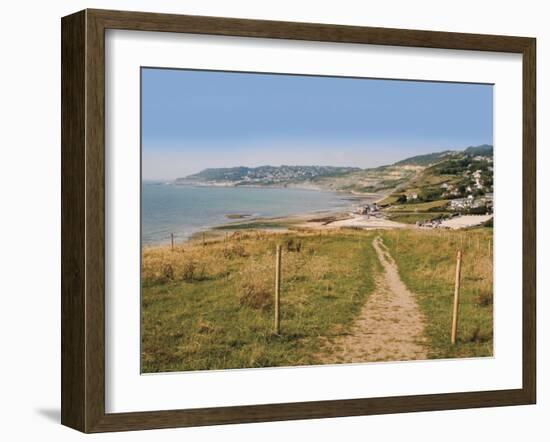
[[473, 155, 493, 163], [440, 167, 493, 199], [415, 218, 448, 229], [235, 165, 360, 185], [354, 203, 382, 217], [440, 182, 461, 198], [472, 170, 484, 190], [448, 193, 493, 212]]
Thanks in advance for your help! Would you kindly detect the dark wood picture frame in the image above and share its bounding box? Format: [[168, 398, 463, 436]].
[[61, 8, 536, 433]]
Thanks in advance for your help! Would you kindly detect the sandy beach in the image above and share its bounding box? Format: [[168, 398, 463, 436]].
[[298, 213, 409, 230], [175, 187, 493, 243], [206, 210, 492, 238], [439, 214, 493, 230]]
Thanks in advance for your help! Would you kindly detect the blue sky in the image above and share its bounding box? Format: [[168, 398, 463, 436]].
[[142, 68, 493, 180]]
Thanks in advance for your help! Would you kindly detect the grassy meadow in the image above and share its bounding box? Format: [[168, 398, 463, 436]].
[[141, 230, 381, 373], [380, 228, 493, 359], [383, 200, 452, 225], [141, 226, 493, 373]]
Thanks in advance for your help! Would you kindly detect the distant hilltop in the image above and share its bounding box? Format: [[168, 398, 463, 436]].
[[176, 165, 361, 186], [174, 144, 493, 193], [394, 144, 493, 167]]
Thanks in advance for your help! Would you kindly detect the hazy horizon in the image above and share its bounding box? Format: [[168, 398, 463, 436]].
[[142, 68, 493, 180], [142, 144, 492, 182]]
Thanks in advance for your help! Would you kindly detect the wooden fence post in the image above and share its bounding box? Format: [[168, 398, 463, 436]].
[[171, 233, 174, 251], [274, 245, 282, 334], [451, 249, 462, 344]]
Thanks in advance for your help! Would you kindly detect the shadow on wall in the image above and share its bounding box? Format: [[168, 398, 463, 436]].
[[35, 408, 60, 423]]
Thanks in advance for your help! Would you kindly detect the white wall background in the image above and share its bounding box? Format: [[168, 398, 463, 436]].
[[0, 0, 546, 440]]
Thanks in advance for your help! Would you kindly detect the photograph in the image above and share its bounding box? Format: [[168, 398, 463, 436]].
[[140, 67, 494, 374]]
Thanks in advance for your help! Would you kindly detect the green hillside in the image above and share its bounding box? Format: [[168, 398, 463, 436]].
[[174, 144, 493, 202], [381, 148, 494, 224], [464, 144, 493, 156], [393, 150, 456, 166], [177, 165, 361, 185]]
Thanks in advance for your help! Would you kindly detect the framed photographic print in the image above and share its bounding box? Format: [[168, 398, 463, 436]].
[[61, 9, 536, 433]]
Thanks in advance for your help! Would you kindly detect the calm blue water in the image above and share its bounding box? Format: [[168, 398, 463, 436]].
[[142, 184, 358, 245]]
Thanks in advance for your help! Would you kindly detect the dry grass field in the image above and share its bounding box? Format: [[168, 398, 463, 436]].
[[380, 228, 493, 359], [142, 230, 380, 372], [141, 227, 493, 373]]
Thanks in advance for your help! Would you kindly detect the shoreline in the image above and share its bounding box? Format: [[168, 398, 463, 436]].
[[192, 191, 389, 243], [142, 186, 385, 247], [142, 184, 493, 248], [185, 189, 404, 240]]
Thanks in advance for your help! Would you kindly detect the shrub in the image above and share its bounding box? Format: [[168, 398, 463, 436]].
[[477, 290, 493, 307], [223, 243, 247, 259], [181, 259, 206, 282], [162, 263, 174, 280], [464, 326, 490, 343], [468, 326, 481, 343], [285, 238, 302, 252], [239, 282, 272, 310]]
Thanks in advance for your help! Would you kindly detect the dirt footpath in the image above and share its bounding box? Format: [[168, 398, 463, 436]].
[[319, 236, 428, 363]]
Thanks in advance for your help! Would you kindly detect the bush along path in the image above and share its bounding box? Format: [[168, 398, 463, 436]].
[[320, 236, 428, 363]]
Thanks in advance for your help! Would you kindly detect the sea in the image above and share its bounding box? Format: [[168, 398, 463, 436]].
[[142, 183, 369, 245]]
